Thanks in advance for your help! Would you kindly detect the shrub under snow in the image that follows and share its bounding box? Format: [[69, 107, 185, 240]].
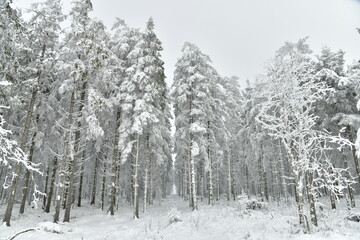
[[168, 207, 182, 224], [36, 222, 64, 234]]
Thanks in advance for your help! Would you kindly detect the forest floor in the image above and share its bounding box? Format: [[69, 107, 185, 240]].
[[1, 195, 360, 240]]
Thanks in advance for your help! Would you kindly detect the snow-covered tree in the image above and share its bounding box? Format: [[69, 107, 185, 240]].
[[172, 42, 221, 209], [256, 38, 353, 232]]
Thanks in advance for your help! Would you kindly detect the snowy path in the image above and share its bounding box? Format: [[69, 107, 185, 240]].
[[1, 195, 360, 240]]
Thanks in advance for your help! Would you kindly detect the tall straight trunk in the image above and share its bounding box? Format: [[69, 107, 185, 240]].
[[43, 164, 50, 209], [133, 133, 140, 219], [148, 158, 153, 205], [0, 166, 4, 200], [28, 177, 34, 206], [207, 121, 213, 205], [116, 157, 122, 211], [269, 158, 278, 202], [143, 162, 149, 213], [306, 171, 317, 227], [101, 161, 107, 211], [188, 150, 193, 207], [143, 133, 150, 213], [347, 126, 360, 184], [19, 128, 38, 214], [278, 140, 288, 203], [188, 88, 197, 210], [0, 165, 4, 187], [162, 171, 167, 198], [342, 150, 355, 208], [3, 89, 37, 226], [245, 163, 250, 198], [63, 79, 87, 223], [257, 142, 268, 201], [227, 148, 232, 201], [208, 158, 213, 205], [183, 157, 188, 200], [215, 162, 220, 201], [45, 156, 58, 213], [90, 156, 99, 205], [109, 108, 121, 215], [294, 170, 308, 232], [77, 160, 85, 207], [283, 139, 308, 232], [189, 136, 197, 210], [54, 92, 75, 223], [199, 161, 204, 202]]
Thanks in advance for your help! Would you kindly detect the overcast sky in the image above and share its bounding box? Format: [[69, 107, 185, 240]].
[[14, 0, 360, 87]]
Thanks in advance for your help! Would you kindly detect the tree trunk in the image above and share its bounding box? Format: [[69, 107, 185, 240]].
[[294, 170, 308, 232], [43, 164, 50, 209], [207, 120, 213, 205], [109, 108, 121, 215], [133, 133, 140, 219], [101, 161, 107, 211], [189, 137, 197, 210], [3, 89, 37, 226], [90, 155, 99, 205], [208, 156, 213, 205], [306, 171, 317, 227], [330, 192, 336, 209], [257, 142, 268, 201], [347, 126, 360, 185], [278, 140, 288, 203], [45, 156, 58, 213], [283, 139, 309, 232], [215, 162, 220, 201], [19, 129, 38, 214], [143, 133, 150, 213], [77, 160, 84, 207], [188, 150, 193, 207], [199, 161, 204, 202], [149, 158, 153, 205], [63, 79, 87, 222], [0, 166, 5, 201], [227, 148, 232, 201], [342, 150, 355, 208], [54, 92, 75, 223]]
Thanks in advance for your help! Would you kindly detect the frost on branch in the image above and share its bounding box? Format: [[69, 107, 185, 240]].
[[0, 107, 36, 172]]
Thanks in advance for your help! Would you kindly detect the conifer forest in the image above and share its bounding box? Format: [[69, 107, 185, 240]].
[[1, 0, 360, 239]]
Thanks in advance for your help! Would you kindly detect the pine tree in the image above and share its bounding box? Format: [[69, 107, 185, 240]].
[[172, 42, 219, 210]]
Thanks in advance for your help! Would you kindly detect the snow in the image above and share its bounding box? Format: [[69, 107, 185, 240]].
[[1, 195, 360, 240], [0, 81, 11, 86], [35, 222, 64, 234], [191, 141, 200, 156]]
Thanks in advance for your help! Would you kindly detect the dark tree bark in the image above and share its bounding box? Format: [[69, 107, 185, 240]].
[[3, 89, 37, 226], [54, 92, 75, 223], [45, 156, 58, 213], [43, 164, 50, 209], [347, 126, 360, 185], [63, 79, 87, 223], [109, 108, 121, 215], [101, 161, 107, 211], [19, 128, 38, 214], [90, 156, 99, 205], [77, 160, 85, 207]]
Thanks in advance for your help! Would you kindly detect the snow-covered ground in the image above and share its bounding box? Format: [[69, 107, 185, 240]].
[[1, 195, 360, 240]]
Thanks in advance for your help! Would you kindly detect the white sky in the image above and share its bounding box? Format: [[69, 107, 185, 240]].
[[13, 0, 360, 87]]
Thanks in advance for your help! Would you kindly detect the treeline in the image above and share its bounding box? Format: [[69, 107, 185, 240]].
[[1, 0, 360, 234], [1, 0, 171, 226], [171, 38, 360, 233]]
